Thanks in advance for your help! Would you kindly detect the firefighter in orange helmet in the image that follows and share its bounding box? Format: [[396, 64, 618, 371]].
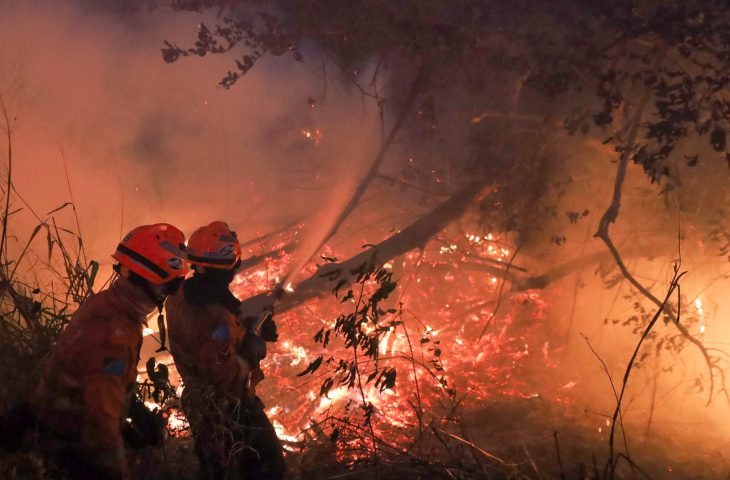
[[166, 221, 284, 480], [30, 224, 188, 479]]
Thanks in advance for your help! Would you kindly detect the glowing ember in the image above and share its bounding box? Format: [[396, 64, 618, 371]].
[[301, 128, 323, 145], [140, 223, 554, 457]]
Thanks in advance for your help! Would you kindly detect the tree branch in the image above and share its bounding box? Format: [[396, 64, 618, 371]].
[[594, 59, 723, 405], [604, 265, 685, 479], [291, 65, 429, 271], [239, 179, 491, 317]]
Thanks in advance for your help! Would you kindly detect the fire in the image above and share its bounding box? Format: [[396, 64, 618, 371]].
[[241, 225, 551, 447], [301, 128, 323, 145], [140, 221, 556, 463], [165, 408, 190, 435], [695, 297, 706, 334]]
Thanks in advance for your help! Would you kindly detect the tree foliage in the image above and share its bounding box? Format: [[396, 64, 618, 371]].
[[298, 252, 400, 426], [155, 0, 730, 255]]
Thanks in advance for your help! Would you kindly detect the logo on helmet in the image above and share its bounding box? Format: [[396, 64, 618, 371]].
[[219, 244, 236, 257], [167, 257, 184, 270]]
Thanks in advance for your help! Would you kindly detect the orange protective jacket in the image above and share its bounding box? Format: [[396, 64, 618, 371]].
[[32, 278, 154, 477], [166, 286, 247, 393]]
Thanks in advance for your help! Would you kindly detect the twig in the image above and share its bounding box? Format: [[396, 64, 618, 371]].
[[553, 431, 566, 480], [238, 216, 304, 249], [604, 265, 685, 479], [478, 244, 522, 340], [400, 309, 424, 435], [521, 443, 542, 479], [434, 427, 512, 466], [594, 52, 721, 406], [614, 453, 654, 480], [582, 334, 630, 456], [0, 89, 14, 266], [295, 63, 428, 267], [59, 148, 88, 269], [374, 173, 449, 198]]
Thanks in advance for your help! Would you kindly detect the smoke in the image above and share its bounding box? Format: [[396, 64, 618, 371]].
[[4, 0, 730, 461], [0, 0, 381, 278]]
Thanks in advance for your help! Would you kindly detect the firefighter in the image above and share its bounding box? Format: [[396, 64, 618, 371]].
[[166, 221, 284, 480], [29, 224, 188, 479]]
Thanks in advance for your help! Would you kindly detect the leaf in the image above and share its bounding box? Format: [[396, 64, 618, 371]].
[[710, 127, 726, 151], [153, 363, 169, 385], [146, 357, 156, 377], [86, 260, 99, 290], [161, 45, 180, 63], [46, 229, 54, 262], [319, 268, 341, 281], [323, 330, 331, 348], [684, 154, 699, 167], [46, 202, 73, 216], [332, 278, 348, 297], [319, 377, 334, 397], [377, 368, 397, 391], [297, 355, 323, 377]]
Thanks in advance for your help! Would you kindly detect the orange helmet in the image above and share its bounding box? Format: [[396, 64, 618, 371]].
[[186, 221, 241, 269], [112, 224, 188, 284]]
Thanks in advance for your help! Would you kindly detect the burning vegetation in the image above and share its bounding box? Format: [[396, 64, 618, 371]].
[[3, 0, 730, 479]]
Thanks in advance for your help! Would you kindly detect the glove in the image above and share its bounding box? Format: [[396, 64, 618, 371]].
[[239, 333, 267, 364], [260, 316, 278, 342]]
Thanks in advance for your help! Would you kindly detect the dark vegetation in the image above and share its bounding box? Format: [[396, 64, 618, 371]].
[[3, 0, 730, 478], [157, 1, 730, 478]]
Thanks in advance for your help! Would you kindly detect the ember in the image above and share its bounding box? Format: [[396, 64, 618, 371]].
[[3, 2, 730, 479], [139, 225, 557, 452]]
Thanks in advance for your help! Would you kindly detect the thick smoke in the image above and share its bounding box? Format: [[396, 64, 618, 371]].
[[3, 0, 730, 465], [0, 0, 381, 276]]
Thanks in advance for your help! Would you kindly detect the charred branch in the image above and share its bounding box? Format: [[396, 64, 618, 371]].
[[239, 179, 491, 317], [301, 65, 429, 261]]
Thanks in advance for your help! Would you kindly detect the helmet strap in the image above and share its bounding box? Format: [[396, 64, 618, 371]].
[[140, 281, 167, 352], [126, 270, 168, 351], [155, 307, 167, 353], [137, 281, 167, 352]]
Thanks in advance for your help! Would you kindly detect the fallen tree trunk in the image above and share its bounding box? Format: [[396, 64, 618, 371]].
[[238, 180, 491, 317]]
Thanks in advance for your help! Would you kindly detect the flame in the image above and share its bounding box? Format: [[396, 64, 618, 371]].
[[695, 298, 706, 334], [141, 224, 555, 457], [301, 128, 323, 145]]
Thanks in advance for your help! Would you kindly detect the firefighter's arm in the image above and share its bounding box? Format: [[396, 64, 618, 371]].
[[80, 337, 131, 479], [197, 322, 250, 389]]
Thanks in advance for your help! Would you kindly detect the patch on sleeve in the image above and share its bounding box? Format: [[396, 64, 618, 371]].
[[211, 324, 230, 342], [102, 357, 127, 376]]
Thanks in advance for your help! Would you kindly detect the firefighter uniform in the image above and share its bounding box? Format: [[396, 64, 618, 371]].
[[32, 278, 150, 478], [166, 221, 284, 480], [27, 223, 188, 479]]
